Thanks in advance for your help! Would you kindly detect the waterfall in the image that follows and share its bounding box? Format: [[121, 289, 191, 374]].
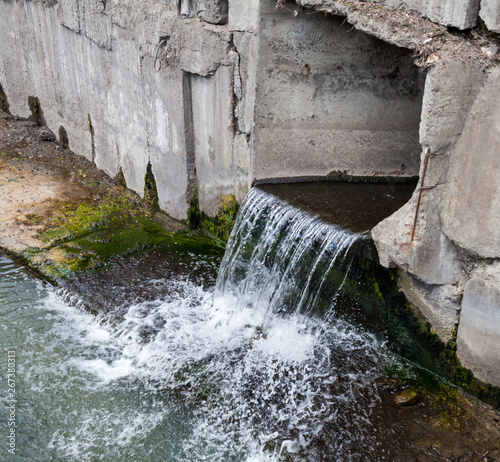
[[216, 187, 362, 322], [104, 187, 388, 460]]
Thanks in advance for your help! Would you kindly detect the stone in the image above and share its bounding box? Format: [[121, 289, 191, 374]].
[[480, 0, 500, 33], [457, 262, 500, 387], [395, 388, 420, 406]]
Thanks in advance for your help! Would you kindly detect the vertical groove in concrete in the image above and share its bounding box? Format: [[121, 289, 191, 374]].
[[182, 72, 198, 202]]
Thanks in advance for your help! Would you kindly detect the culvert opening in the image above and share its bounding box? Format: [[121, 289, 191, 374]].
[[252, 2, 426, 184]]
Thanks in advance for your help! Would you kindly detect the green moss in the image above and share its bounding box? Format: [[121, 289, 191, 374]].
[[187, 194, 239, 243], [38, 197, 140, 243], [365, 254, 500, 408], [26, 215, 223, 279], [144, 161, 159, 214], [28, 96, 43, 126]]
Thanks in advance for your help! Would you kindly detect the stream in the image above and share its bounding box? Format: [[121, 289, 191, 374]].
[[1, 185, 494, 461]]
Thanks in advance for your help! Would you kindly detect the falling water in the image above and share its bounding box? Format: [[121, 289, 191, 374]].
[[1, 187, 402, 461], [216, 188, 361, 320]]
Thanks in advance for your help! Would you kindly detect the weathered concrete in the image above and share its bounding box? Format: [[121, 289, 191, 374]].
[[371, 53, 492, 348], [189, 67, 248, 215], [441, 66, 500, 259], [0, 0, 246, 220], [419, 60, 488, 154], [372, 0, 480, 30], [480, 0, 500, 33], [229, 0, 261, 31], [252, 0, 425, 182], [300, 0, 484, 30], [58, 0, 113, 50], [457, 262, 500, 387]]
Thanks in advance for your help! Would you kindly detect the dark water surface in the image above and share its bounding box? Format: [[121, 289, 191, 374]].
[[258, 181, 417, 233]]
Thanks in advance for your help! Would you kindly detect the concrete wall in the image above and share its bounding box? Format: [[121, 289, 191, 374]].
[[252, 0, 425, 181], [372, 52, 500, 385], [441, 66, 500, 259], [0, 0, 247, 220]]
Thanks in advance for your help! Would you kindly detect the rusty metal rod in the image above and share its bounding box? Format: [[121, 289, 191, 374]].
[[410, 148, 432, 242]]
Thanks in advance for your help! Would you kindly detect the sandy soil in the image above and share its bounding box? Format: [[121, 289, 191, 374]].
[[0, 113, 119, 251]]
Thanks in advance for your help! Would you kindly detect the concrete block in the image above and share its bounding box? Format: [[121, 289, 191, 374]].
[[170, 18, 232, 76], [371, 0, 480, 30], [372, 184, 463, 286], [480, 0, 500, 32], [190, 67, 247, 215], [441, 66, 500, 258], [228, 0, 261, 32], [419, 59, 487, 154], [457, 262, 500, 386]]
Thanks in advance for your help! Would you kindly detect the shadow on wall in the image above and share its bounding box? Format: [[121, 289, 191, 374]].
[[0, 82, 10, 114]]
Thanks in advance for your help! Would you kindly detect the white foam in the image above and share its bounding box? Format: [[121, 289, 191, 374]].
[[252, 317, 316, 363], [9, 187, 393, 460], [70, 357, 135, 383]]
